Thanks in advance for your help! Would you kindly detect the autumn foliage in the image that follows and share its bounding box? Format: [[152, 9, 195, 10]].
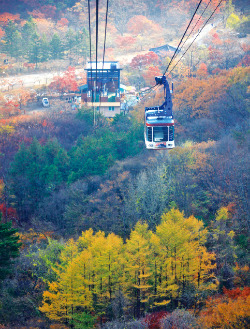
[[127, 15, 162, 35], [57, 17, 69, 27], [0, 88, 35, 119], [49, 66, 78, 93], [115, 35, 136, 50], [0, 13, 20, 25], [0, 203, 17, 222], [197, 63, 208, 77], [39, 5, 57, 19], [143, 311, 169, 329], [18, 229, 52, 250], [130, 52, 160, 70], [0, 100, 20, 118], [199, 287, 250, 328], [40, 209, 217, 325], [0, 1, 249, 327], [143, 65, 162, 85], [0, 27, 5, 39], [174, 67, 250, 119]]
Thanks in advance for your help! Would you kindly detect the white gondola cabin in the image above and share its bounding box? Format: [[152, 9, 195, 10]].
[[144, 76, 175, 149]]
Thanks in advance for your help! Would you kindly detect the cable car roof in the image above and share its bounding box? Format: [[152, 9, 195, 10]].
[[145, 108, 173, 124]]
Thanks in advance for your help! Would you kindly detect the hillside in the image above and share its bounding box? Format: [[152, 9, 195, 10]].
[[0, 0, 249, 328]]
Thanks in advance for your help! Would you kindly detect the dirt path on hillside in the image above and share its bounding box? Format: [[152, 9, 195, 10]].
[[0, 69, 85, 91], [0, 49, 149, 92], [0, 21, 219, 92]]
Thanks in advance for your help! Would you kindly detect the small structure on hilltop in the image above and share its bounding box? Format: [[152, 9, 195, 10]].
[[81, 61, 123, 118], [149, 44, 178, 58]]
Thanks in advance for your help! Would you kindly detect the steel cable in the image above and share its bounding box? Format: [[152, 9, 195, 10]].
[[100, 0, 110, 113], [163, 0, 203, 76], [166, 0, 224, 77], [95, 0, 99, 95], [87, 0, 93, 103], [177, 0, 213, 56]]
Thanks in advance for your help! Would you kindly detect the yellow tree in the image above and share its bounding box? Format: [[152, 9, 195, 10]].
[[124, 222, 153, 317], [148, 232, 170, 308], [40, 211, 218, 323], [39, 239, 93, 327], [155, 208, 217, 307], [210, 207, 237, 290], [86, 231, 124, 321], [52, 229, 125, 324]]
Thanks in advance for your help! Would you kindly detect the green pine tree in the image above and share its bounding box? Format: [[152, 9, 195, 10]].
[[22, 17, 37, 61], [28, 32, 40, 67], [50, 33, 63, 59], [65, 28, 77, 65], [0, 213, 21, 283], [4, 20, 23, 60], [79, 28, 90, 61], [39, 34, 50, 62]]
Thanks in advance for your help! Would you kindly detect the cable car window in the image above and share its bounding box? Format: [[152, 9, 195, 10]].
[[153, 127, 168, 142], [169, 126, 174, 141], [147, 127, 153, 142]]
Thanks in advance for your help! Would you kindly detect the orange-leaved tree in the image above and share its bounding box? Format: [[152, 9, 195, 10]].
[[127, 15, 162, 36], [198, 287, 250, 328], [174, 72, 229, 119], [0, 203, 17, 223], [0, 100, 20, 118], [142, 66, 162, 86], [0, 13, 20, 26], [197, 63, 208, 77], [115, 35, 136, 51]]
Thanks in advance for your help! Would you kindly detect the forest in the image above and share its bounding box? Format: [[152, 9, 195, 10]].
[[0, 0, 249, 328]]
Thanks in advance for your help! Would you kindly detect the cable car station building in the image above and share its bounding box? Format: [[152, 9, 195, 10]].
[[81, 61, 122, 118]]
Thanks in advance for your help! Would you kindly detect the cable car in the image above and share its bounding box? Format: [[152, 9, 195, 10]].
[[144, 76, 175, 149]]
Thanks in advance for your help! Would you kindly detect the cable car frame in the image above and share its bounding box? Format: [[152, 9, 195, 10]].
[[144, 76, 175, 150]]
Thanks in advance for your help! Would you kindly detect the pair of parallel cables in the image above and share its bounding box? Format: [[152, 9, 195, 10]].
[[86, 0, 224, 104], [87, 0, 109, 104], [141, 0, 225, 102]]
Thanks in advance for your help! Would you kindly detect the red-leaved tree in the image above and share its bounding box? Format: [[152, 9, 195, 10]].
[[197, 63, 208, 77], [115, 36, 136, 50], [39, 5, 57, 19], [49, 67, 78, 93], [0, 13, 20, 26], [57, 17, 69, 27], [143, 311, 169, 329], [130, 52, 160, 70], [142, 65, 162, 85], [0, 203, 17, 222]]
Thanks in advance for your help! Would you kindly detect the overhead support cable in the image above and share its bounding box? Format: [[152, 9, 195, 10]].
[[93, 0, 99, 126], [87, 0, 93, 103], [100, 0, 109, 109], [140, 0, 204, 103], [102, 0, 109, 71], [95, 0, 99, 95], [139, 0, 224, 104], [166, 0, 224, 77], [177, 0, 213, 54], [163, 0, 203, 76], [139, 84, 158, 103]]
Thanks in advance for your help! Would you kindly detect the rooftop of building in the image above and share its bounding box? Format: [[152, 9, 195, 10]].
[[86, 61, 121, 70], [149, 44, 178, 54]]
